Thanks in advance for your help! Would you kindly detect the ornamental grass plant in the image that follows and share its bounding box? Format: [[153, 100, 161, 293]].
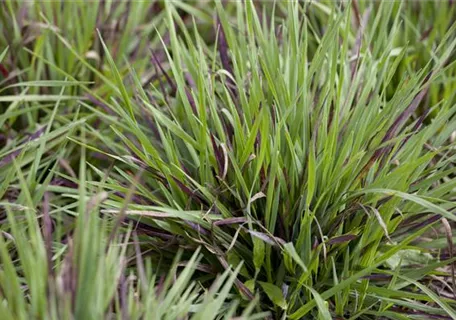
[[1, 1, 456, 319]]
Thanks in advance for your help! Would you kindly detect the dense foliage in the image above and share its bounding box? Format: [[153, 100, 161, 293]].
[[1, 1, 456, 319]]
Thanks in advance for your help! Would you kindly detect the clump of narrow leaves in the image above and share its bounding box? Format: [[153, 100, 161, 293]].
[[1, 1, 456, 319], [0, 154, 261, 320]]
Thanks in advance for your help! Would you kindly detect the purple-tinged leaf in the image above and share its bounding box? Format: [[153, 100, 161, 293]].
[[247, 230, 286, 246], [155, 274, 166, 297], [394, 214, 440, 238], [150, 57, 170, 105], [50, 178, 78, 188], [217, 255, 254, 300], [390, 306, 452, 320], [351, 0, 361, 28], [171, 177, 203, 205], [42, 192, 53, 277], [58, 238, 77, 303], [361, 274, 392, 281], [184, 88, 198, 114], [185, 221, 210, 236], [210, 134, 228, 179], [213, 217, 248, 227], [138, 99, 161, 139], [441, 218, 456, 299], [0, 149, 22, 167], [184, 71, 196, 89], [350, 7, 371, 80], [129, 219, 175, 241], [119, 265, 129, 320], [0, 63, 8, 78], [327, 234, 357, 245], [150, 48, 176, 93], [211, 134, 224, 177], [133, 232, 148, 291], [392, 110, 429, 161], [177, 261, 215, 274], [420, 26, 434, 41], [58, 158, 77, 179], [383, 74, 431, 144], [312, 237, 319, 250], [85, 93, 115, 115], [359, 75, 431, 177], [216, 17, 233, 77], [28, 125, 47, 140]]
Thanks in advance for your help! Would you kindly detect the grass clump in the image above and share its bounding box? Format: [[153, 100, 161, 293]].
[[1, 1, 456, 319]]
